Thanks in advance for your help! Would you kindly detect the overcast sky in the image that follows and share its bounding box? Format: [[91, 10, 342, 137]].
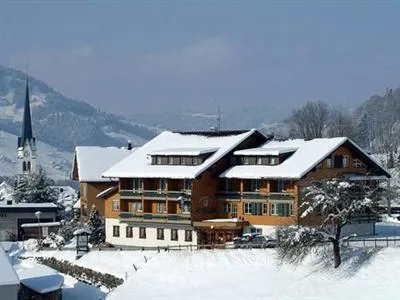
[[1, 1, 400, 115]]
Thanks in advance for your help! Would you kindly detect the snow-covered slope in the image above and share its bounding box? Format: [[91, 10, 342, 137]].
[[0, 130, 73, 180]]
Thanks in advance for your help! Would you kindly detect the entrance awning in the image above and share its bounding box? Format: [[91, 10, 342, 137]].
[[193, 218, 249, 230]]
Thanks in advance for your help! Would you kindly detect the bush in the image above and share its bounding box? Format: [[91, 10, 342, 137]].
[[35, 257, 124, 290]]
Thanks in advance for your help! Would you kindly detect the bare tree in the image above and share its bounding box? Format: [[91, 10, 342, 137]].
[[286, 101, 329, 139], [276, 179, 383, 268], [327, 106, 354, 138]]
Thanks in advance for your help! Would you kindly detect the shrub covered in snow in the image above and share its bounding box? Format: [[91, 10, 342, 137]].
[[23, 239, 40, 252], [36, 257, 124, 290], [41, 232, 65, 249]]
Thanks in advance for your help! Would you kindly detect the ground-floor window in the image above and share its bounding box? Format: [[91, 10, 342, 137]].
[[244, 202, 263, 215], [126, 226, 133, 238], [185, 230, 192, 242], [250, 227, 262, 234], [244, 202, 251, 214], [232, 204, 238, 218], [223, 202, 231, 214], [139, 227, 146, 239], [263, 203, 268, 215], [157, 228, 164, 240], [171, 229, 178, 241], [271, 203, 294, 217], [113, 225, 120, 237]]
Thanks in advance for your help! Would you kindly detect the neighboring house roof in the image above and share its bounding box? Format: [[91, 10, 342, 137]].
[[0, 244, 19, 286], [150, 147, 219, 156], [17, 264, 64, 294], [103, 130, 261, 179], [73, 199, 81, 209], [74, 146, 133, 182], [221, 137, 390, 179], [0, 202, 57, 208]]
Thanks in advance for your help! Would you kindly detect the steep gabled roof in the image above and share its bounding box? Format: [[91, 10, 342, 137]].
[[73, 146, 133, 182], [221, 137, 390, 179], [102, 130, 262, 179], [18, 77, 34, 148]]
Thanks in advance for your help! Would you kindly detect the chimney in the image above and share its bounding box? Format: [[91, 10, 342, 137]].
[[127, 140, 133, 150]]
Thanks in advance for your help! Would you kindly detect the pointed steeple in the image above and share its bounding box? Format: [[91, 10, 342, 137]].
[[18, 76, 33, 148]]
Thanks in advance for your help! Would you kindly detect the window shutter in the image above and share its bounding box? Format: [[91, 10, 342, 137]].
[[251, 202, 256, 215]]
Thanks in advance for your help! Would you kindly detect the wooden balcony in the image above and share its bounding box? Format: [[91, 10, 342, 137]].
[[119, 212, 192, 224], [267, 192, 295, 201], [242, 191, 267, 200], [119, 189, 191, 201], [216, 191, 241, 201]]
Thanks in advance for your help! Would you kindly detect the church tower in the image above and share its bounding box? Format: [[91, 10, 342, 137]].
[[17, 77, 36, 174]]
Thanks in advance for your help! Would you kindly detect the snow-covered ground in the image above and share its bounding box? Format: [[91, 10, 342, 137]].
[[6, 221, 400, 300]]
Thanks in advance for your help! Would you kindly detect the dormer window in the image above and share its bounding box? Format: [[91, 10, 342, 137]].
[[270, 157, 279, 165], [251, 179, 261, 191], [159, 178, 167, 191], [353, 158, 364, 168]]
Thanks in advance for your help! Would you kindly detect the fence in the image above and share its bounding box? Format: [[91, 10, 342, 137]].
[[344, 237, 400, 248]]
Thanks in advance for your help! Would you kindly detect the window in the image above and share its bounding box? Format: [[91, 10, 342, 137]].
[[278, 180, 285, 192], [113, 226, 120, 237], [182, 202, 191, 213], [22, 161, 27, 171], [193, 157, 202, 165], [225, 178, 233, 191], [326, 158, 333, 168], [184, 179, 192, 190], [271, 203, 278, 216], [271, 203, 294, 217], [251, 179, 261, 191], [133, 179, 142, 191], [159, 178, 167, 191], [243, 157, 250, 165], [334, 155, 343, 168], [27, 161, 31, 171], [263, 203, 268, 215], [182, 157, 193, 165], [171, 229, 178, 241], [172, 157, 181, 165], [126, 226, 133, 238], [185, 230, 192, 242], [248, 157, 256, 165], [250, 227, 262, 234], [256, 157, 263, 165], [112, 200, 120, 211], [130, 202, 142, 213], [157, 202, 166, 214], [244, 202, 251, 214], [232, 204, 238, 218], [168, 157, 174, 165], [343, 155, 349, 168], [156, 156, 162, 165], [157, 228, 164, 240], [139, 227, 146, 239], [251, 202, 263, 216], [353, 158, 364, 168], [316, 162, 322, 169], [223, 202, 231, 214], [270, 157, 279, 165]]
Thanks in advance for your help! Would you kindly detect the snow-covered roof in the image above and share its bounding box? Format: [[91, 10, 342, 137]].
[[0, 244, 19, 286], [234, 147, 298, 156], [103, 130, 257, 179], [73, 199, 81, 209], [96, 186, 118, 199], [73, 228, 92, 235], [221, 137, 390, 179], [74, 146, 133, 182], [0, 201, 57, 208], [150, 147, 218, 156], [0, 181, 13, 201], [21, 222, 61, 228], [17, 264, 63, 293]]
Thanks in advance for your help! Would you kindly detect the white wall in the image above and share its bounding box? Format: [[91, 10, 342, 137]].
[[105, 218, 197, 247], [244, 225, 277, 237]]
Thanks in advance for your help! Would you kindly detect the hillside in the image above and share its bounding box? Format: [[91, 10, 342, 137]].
[[0, 65, 155, 152]]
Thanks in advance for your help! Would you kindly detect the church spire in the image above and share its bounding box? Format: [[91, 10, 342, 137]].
[[18, 76, 33, 148]]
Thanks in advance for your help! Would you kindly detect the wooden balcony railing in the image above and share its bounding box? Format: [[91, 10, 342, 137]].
[[119, 189, 191, 200], [119, 212, 192, 224], [267, 192, 295, 201]]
